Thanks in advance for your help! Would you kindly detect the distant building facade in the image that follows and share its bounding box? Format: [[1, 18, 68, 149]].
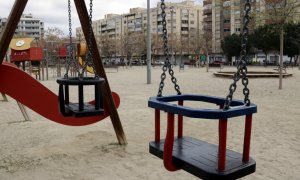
[[203, 0, 300, 54], [203, 0, 263, 54], [0, 14, 44, 40], [76, 0, 203, 60]]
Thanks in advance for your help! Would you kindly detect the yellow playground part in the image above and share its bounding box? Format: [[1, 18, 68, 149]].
[[78, 57, 95, 74], [77, 42, 95, 74]]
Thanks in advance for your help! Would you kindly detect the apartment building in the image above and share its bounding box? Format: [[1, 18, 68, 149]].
[[204, 0, 300, 55], [0, 14, 44, 40], [76, 0, 203, 59], [203, 0, 262, 54]]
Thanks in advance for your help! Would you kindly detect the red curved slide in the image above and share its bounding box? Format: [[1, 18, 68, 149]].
[[0, 63, 120, 126]]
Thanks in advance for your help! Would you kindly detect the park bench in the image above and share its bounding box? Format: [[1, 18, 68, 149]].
[[209, 63, 224, 71], [273, 64, 287, 73]]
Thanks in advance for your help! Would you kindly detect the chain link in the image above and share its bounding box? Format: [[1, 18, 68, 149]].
[[65, 0, 97, 79], [157, 0, 181, 97], [224, 1, 251, 109], [65, 0, 80, 78], [81, 0, 97, 78]]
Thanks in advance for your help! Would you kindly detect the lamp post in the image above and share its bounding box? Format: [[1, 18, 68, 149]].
[[147, 0, 151, 84]]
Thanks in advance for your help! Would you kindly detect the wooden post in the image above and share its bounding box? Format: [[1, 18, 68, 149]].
[[0, 0, 28, 63], [74, 0, 127, 145]]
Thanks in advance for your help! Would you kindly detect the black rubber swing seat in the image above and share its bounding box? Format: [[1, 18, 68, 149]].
[[57, 77, 105, 117], [148, 94, 257, 179]]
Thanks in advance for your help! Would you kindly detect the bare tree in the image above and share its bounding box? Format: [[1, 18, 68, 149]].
[[151, 33, 163, 63], [100, 33, 116, 64], [259, 0, 300, 89], [44, 27, 65, 42], [41, 27, 66, 69], [198, 30, 212, 72], [119, 32, 145, 66], [133, 32, 147, 64], [171, 33, 181, 65]]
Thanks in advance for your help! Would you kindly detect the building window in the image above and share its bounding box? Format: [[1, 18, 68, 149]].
[[224, 28, 230, 32], [181, 27, 189, 31], [190, 20, 194, 24], [235, 28, 241, 32], [223, 10, 230, 15], [223, 1, 231, 7], [182, 20, 188, 24], [224, 19, 230, 23]]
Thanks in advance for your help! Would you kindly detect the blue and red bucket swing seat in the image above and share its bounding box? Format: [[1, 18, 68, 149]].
[[148, 0, 256, 179]]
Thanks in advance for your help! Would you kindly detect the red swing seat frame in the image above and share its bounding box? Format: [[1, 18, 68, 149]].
[[148, 94, 257, 179]]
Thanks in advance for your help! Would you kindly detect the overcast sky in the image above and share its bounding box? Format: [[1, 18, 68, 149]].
[[0, 0, 202, 35]]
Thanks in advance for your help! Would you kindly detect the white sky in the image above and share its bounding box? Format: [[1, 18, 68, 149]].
[[0, 0, 201, 35]]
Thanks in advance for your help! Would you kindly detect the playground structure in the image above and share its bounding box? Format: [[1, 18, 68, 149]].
[[148, 0, 257, 179], [7, 38, 70, 81], [77, 42, 119, 73], [0, 0, 126, 144], [9, 38, 43, 79]]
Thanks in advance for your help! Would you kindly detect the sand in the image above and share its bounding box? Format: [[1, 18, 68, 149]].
[[0, 65, 299, 180]]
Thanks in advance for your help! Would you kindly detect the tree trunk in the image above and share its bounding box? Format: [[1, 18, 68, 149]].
[[279, 27, 283, 90], [298, 50, 300, 70], [205, 45, 209, 72]]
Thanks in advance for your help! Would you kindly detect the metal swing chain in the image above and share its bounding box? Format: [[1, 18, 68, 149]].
[[82, 0, 98, 78], [224, 1, 251, 109], [157, 0, 181, 97], [65, 0, 79, 78]]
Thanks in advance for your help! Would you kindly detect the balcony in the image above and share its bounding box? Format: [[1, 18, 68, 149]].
[[204, 9, 212, 15], [203, 0, 212, 6], [181, 23, 189, 27], [223, 24, 231, 29], [22, 24, 40, 28], [181, 16, 189, 21], [204, 24, 212, 31], [135, 28, 142, 32], [181, 30, 189, 35], [135, 15, 142, 19], [203, 16, 212, 22], [127, 22, 135, 27]]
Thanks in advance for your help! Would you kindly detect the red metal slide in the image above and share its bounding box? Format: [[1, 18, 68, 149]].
[[0, 63, 120, 126]]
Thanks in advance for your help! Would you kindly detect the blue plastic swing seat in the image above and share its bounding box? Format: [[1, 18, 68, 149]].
[[148, 94, 257, 119], [148, 94, 257, 179]]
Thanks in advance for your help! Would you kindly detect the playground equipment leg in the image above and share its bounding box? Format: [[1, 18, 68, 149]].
[[16, 101, 30, 121], [1, 93, 8, 102]]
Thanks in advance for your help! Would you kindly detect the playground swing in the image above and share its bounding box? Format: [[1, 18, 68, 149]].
[[57, 0, 105, 118], [1, 0, 126, 144], [148, 0, 257, 179]]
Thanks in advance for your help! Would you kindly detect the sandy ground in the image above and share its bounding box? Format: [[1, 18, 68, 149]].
[[0, 65, 299, 180]]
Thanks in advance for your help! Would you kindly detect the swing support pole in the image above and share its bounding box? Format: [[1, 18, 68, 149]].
[[0, 0, 28, 63], [74, 0, 127, 145]]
